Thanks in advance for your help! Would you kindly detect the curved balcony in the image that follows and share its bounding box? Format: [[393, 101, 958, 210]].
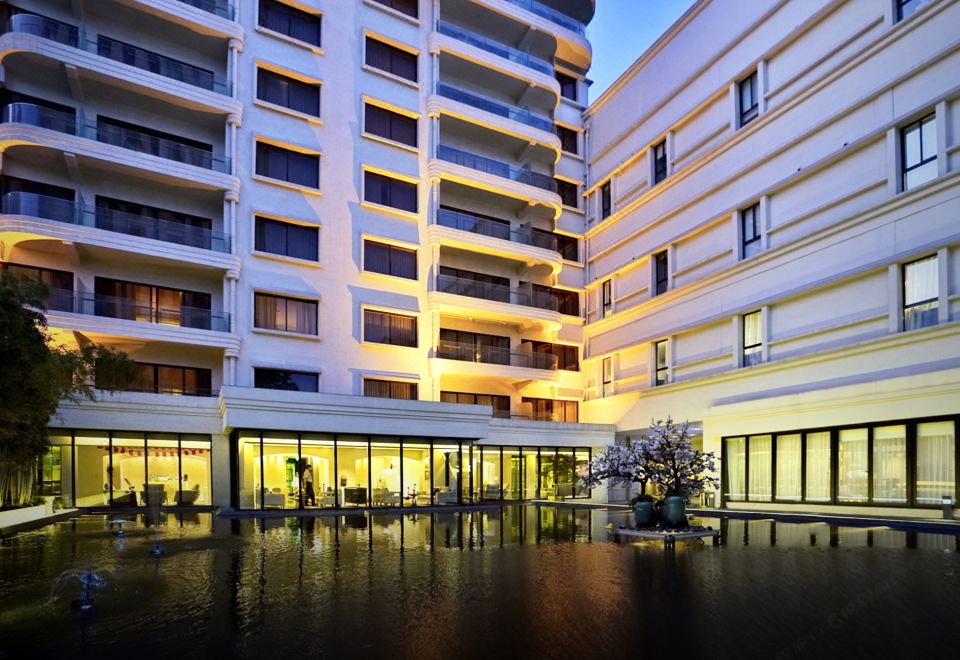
[[437, 83, 552, 133], [476, 0, 591, 69], [436, 20, 552, 76], [428, 273, 563, 331], [437, 145, 555, 192], [432, 339, 560, 382], [175, 0, 235, 20], [503, 0, 587, 35]]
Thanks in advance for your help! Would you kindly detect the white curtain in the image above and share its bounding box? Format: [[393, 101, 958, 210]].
[[724, 438, 746, 501], [805, 431, 831, 502], [838, 428, 869, 503], [775, 434, 802, 501], [917, 422, 955, 505], [873, 425, 907, 504], [748, 435, 772, 501]]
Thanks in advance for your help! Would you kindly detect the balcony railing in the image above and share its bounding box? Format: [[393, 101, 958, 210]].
[[2, 192, 230, 253], [436, 82, 552, 132], [436, 339, 558, 370], [437, 207, 559, 252], [66, 290, 230, 331], [3, 103, 230, 173], [122, 384, 218, 397], [436, 273, 562, 312], [176, 0, 235, 20], [5, 13, 231, 95], [436, 145, 556, 192], [502, 0, 587, 35], [435, 20, 552, 75]]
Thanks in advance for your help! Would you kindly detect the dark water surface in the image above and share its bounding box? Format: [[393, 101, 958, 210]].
[[1, 505, 958, 659]]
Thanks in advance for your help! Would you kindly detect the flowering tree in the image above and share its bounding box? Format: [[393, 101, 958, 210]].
[[579, 435, 659, 500]]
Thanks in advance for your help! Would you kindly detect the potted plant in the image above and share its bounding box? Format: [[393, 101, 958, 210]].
[[645, 418, 719, 529], [579, 436, 658, 528]]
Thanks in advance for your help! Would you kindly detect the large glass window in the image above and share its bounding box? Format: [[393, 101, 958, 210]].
[[903, 255, 938, 331], [257, 68, 320, 116], [556, 124, 578, 154], [364, 171, 417, 212], [253, 368, 319, 392], [556, 448, 575, 499], [337, 437, 369, 507], [365, 37, 417, 82], [916, 421, 955, 505], [179, 435, 211, 506], [742, 310, 762, 367], [110, 432, 145, 506], [46, 433, 72, 507], [523, 448, 539, 499], [747, 435, 772, 501], [261, 432, 298, 509], [804, 431, 831, 502], [364, 240, 417, 279], [556, 179, 578, 208], [255, 216, 318, 261], [370, 439, 402, 507], [130, 363, 212, 396], [873, 425, 907, 505], [2, 262, 74, 311], [723, 437, 746, 502], [145, 433, 178, 507], [259, 0, 321, 46], [237, 432, 260, 510], [364, 379, 418, 400], [901, 113, 936, 190], [254, 292, 317, 334], [255, 141, 319, 188], [575, 448, 591, 498], [838, 428, 869, 503], [365, 104, 417, 147], [432, 442, 460, 505], [363, 309, 417, 346], [300, 434, 335, 508], [402, 441, 431, 506], [775, 434, 802, 501], [503, 447, 522, 500], [480, 446, 502, 500], [440, 391, 510, 418]]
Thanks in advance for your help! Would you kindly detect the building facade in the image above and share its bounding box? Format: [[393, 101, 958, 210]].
[[2, 0, 957, 517]]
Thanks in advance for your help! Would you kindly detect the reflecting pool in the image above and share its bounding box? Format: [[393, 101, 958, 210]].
[[1, 506, 959, 658]]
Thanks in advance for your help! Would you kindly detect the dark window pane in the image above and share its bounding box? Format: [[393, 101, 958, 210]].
[[259, 0, 321, 47], [556, 179, 578, 208], [255, 368, 319, 392], [365, 104, 417, 147], [556, 72, 577, 101], [254, 293, 317, 334], [556, 125, 578, 154], [364, 309, 417, 346], [366, 38, 417, 82], [364, 240, 416, 280], [370, 0, 418, 18], [364, 172, 417, 212], [652, 140, 667, 184], [256, 142, 319, 188], [257, 68, 320, 117], [364, 379, 418, 399], [600, 182, 611, 218]]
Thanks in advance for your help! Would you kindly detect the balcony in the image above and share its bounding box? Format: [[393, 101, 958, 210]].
[[3, 13, 231, 95], [437, 144, 555, 192], [437, 339, 558, 370], [436, 82, 553, 133], [435, 20, 552, 75], [176, 0, 235, 20], [437, 273, 564, 310], [3, 103, 230, 173], [53, 289, 231, 332], [502, 0, 587, 35], [2, 192, 230, 253], [438, 207, 559, 251]]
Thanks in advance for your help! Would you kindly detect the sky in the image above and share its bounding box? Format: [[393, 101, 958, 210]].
[[586, 0, 695, 102]]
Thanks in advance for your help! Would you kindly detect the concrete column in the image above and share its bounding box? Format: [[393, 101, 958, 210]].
[[226, 113, 240, 178], [224, 189, 239, 253], [224, 348, 239, 387], [228, 38, 242, 100]]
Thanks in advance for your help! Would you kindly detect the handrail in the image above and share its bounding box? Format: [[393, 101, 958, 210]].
[[435, 82, 553, 132], [437, 207, 559, 252], [436, 144, 556, 192], [436, 273, 561, 312], [2, 191, 230, 253], [175, 0, 235, 20], [436, 339, 558, 370], [58, 289, 230, 331], [501, 0, 587, 35], [435, 20, 552, 75]]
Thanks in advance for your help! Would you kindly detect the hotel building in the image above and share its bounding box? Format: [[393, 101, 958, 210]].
[[2, 0, 957, 517]]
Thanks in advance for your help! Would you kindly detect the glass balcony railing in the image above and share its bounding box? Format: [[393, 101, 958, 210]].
[[435, 20, 552, 75], [436, 273, 562, 312], [176, 0, 235, 20], [436, 145, 556, 192], [1, 192, 230, 253], [437, 339, 558, 371], [3, 103, 231, 173], [5, 13, 231, 95], [436, 82, 553, 132], [437, 207, 560, 253], [65, 290, 230, 332], [501, 0, 587, 35]]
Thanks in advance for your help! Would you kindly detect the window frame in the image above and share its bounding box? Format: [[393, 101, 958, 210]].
[[600, 279, 613, 318], [900, 113, 937, 192], [363, 378, 419, 400], [555, 124, 578, 155], [741, 310, 762, 367], [901, 254, 939, 331], [654, 339, 669, 386], [254, 215, 319, 262], [556, 71, 577, 102], [363, 101, 418, 148], [653, 250, 669, 296], [364, 35, 418, 83], [600, 181, 612, 219], [256, 66, 321, 118], [363, 170, 418, 214], [257, 0, 322, 48], [253, 367, 320, 392], [363, 239, 418, 280], [740, 202, 761, 259], [255, 140, 320, 189], [651, 140, 667, 185], [253, 292, 319, 335], [600, 356, 613, 397], [362, 308, 418, 347], [368, 0, 419, 19], [738, 70, 759, 127]]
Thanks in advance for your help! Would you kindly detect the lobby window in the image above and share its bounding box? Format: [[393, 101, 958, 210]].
[[897, 0, 933, 21], [654, 339, 669, 386], [256, 142, 319, 188], [130, 363, 212, 396], [254, 368, 319, 392], [364, 309, 417, 347], [740, 202, 761, 259], [369, 0, 418, 18], [556, 71, 577, 101], [365, 37, 417, 82], [653, 250, 669, 296], [600, 181, 612, 219], [556, 124, 578, 154], [556, 179, 579, 208], [254, 293, 318, 335], [255, 216, 318, 261], [901, 113, 937, 191], [364, 378, 418, 400], [738, 70, 759, 127], [364, 240, 417, 280], [902, 255, 938, 331], [365, 103, 417, 147], [742, 310, 762, 367], [257, 68, 320, 117], [600, 357, 613, 397], [441, 391, 510, 417], [522, 397, 578, 423], [258, 0, 321, 47], [364, 171, 417, 212], [651, 139, 667, 185], [600, 279, 612, 318]]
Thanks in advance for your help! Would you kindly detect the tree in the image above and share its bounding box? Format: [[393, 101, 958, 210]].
[[579, 434, 659, 501], [0, 275, 137, 507]]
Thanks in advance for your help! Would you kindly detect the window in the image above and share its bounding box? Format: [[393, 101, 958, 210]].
[[651, 139, 667, 185], [439, 329, 509, 363], [903, 255, 938, 331], [526, 341, 579, 371], [653, 250, 668, 296], [742, 310, 762, 366], [897, 0, 933, 21], [901, 113, 937, 191], [364, 378, 418, 400], [254, 293, 317, 334], [522, 398, 578, 423], [556, 179, 578, 208], [838, 428, 868, 503], [556, 125, 578, 154], [97, 115, 213, 168], [654, 339, 668, 386], [738, 70, 758, 127], [441, 391, 510, 417], [2, 263, 73, 311], [365, 103, 417, 147], [96, 196, 213, 249], [722, 437, 746, 501], [364, 309, 417, 346], [257, 68, 320, 117], [775, 434, 802, 501], [364, 240, 417, 279], [94, 277, 212, 329], [600, 181, 612, 219], [258, 0, 321, 47], [554, 233, 578, 261], [601, 357, 613, 397], [740, 203, 761, 259], [600, 279, 612, 318], [747, 435, 772, 501], [255, 216, 318, 261], [256, 142, 319, 188], [130, 363, 212, 396], [369, 0, 418, 19], [916, 421, 955, 505], [365, 37, 417, 82], [556, 72, 577, 101], [364, 171, 417, 212], [254, 368, 319, 392]]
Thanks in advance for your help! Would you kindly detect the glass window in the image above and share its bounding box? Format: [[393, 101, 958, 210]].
[[653, 250, 669, 296], [838, 428, 869, 503], [652, 140, 667, 184], [365, 37, 417, 82], [901, 113, 936, 190], [337, 436, 369, 507], [556, 72, 577, 101], [556, 124, 578, 154], [258, 0, 321, 46], [254, 293, 317, 334], [873, 425, 907, 505], [363, 309, 417, 346], [555, 233, 578, 261], [47, 432, 73, 507], [364, 171, 417, 212], [741, 203, 761, 259], [521, 398, 578, 422], [480, 446, 502, 500], [261, 432, 298, 509], [179, 435, 211, 505], [601, 357, 613, 397], [601, 279, 612, 318], [145, 433, 178, 507], [502, 447, 522, 500], [370, 0, 418, 18], [742, 310, 762, 366], [255, 142, 319, 188], [257, 68, 320, 116], [110, 432, 146, 506], [574, 448, 591, 498], [804, 431, 831, 502], [440, 391, 510, 417], [128, 363, 212, 396], [363, 240, 417, 279], [432, 442, 460, 505], [600, 181, 611, 219], [556, 179, 578, 208], [402, 441, 431, 506], [364, 379, 418, 400], [237, 432, 260, 509], [523, 448, 539, 499], [556, 448, 575, 499], [775, 434, 802, 501], [370, 440, 402, 507], [903, 255, 938, 331], [255, 216, 318, 261], [916, 421, 955, 505], [655, 339, 669, 386], [747, 435, 772, 501], [300, 434, 335, 508], [724, 437, 746, 502], [253, 368, 319, 392], [3, 262, 74, 311], [365, 104, 417, 147], [739, 70, 758, 127]]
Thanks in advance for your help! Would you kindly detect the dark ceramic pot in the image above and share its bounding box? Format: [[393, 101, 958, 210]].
[[633, 500, 654, 528], [660, 495, 686, 529]]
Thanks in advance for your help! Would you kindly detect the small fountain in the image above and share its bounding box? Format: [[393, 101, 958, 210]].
[[111, 519, 127, 536], [59, 570, 106, 611]]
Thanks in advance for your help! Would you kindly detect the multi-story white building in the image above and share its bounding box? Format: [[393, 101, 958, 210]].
[[2, 0, 956, 518]]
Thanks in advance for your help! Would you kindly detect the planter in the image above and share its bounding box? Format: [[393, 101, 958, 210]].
[[660, 495, 687, 529], [0, 504, 48, 530], [633, 500, 654, 528]]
